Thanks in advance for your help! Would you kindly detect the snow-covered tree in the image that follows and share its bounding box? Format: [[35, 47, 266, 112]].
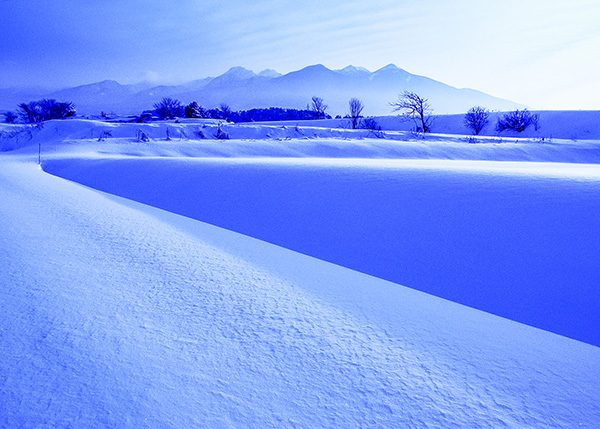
[[185, 101, 207, 119], [213, 124, 230, 139]]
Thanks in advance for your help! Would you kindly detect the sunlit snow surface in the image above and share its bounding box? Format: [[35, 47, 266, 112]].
[[2, 120, 600, 427]]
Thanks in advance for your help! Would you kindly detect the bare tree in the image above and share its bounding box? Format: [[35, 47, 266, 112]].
[[464, 106, 489, 135], [154, 97, 183, 119], [390, 91, 433, 133], [496, 109, 539, 133], [348, 98, 364, 129], [311, 96, 328, 119], [219, 103, 233, 121]]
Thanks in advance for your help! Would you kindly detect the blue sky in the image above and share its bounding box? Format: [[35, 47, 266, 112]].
[[0, 0, 598, 109]]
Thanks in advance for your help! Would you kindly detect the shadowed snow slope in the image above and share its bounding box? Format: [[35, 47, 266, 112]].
[[45, 155, 600, 347], [2, 155, 600, 427]]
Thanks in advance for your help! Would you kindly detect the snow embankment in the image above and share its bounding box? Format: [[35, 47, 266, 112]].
[[2, 158, 600, 427], [2, 118, 600, 163]]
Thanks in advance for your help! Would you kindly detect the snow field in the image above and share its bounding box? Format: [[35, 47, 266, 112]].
[[2, 117, 600, 427], [2, 159, 600, 427]]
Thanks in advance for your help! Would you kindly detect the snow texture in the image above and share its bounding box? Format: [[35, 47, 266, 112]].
[[1, 118, 600, 427], [45, 156, 600, 347]]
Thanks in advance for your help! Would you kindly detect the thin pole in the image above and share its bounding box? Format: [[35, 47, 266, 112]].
[[38, 141, 41, 165]]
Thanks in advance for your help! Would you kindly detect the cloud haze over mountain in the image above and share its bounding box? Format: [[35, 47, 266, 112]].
[[19, 64, 520, 116], [0, 0, 598, 109]]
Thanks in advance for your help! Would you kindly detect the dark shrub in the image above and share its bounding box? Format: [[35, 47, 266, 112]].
[[185, 101, 208, 118], [496, 109, 539, 132], [154, 98, 184, 119], [137, 112, 154, 123], [4, 111, 18, 123], [361, 117, 381, 131], [17, 99, 76, 123]]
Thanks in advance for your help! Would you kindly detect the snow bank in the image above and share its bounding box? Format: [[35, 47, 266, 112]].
[[2, 158, 600, 427], [3, 118, 600, 163]]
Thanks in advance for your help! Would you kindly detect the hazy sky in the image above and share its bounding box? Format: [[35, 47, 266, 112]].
[[1, 0, 598, 109]]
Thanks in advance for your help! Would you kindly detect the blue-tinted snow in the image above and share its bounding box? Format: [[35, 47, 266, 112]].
[[2, 119, 600, 427], [45, 156, 600, 346]]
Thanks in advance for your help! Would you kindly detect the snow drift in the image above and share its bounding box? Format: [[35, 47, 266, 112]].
[[2, 158, 600, 427], [2, 117, 600, 427]]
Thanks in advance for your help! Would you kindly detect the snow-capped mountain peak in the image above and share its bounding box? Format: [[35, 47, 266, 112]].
[[258, 69, 282, 78], [216, 66, 257, 80], [336, 65, 371, 76], [2, 64, 525, 115]]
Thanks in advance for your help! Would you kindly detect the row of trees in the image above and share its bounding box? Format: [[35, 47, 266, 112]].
[[152, 96, 370, 130], [463, 106, 540, 135], [4, 99, 76, 123], [150, 98, 329, 123], [147, 93, 542, 138], [3, 95, 540, 136], [311, 96, 382, 131], [311, 92, 433, 133], [144, 95, 542, 135], [386, 91, 540, 135]]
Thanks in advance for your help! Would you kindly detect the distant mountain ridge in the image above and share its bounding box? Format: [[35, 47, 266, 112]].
[[1, 64, 524, 116]]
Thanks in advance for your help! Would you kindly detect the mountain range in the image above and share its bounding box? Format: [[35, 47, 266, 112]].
[[1, 64, 524, 116]]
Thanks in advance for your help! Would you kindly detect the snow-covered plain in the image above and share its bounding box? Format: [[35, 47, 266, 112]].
[[2, 119, 600, 427]]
